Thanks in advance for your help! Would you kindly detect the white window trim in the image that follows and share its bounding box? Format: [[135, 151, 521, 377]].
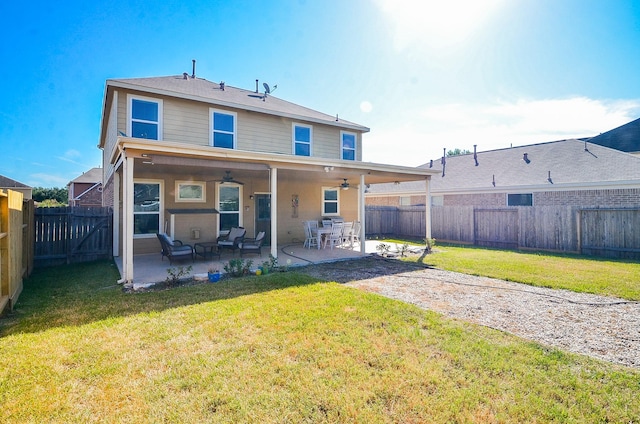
[[216, 182, 243, 236], [292, 122, 313, 156], [210, 108, 237, 149], [127, 94, 163, 140], [175, 181, 206, 203], [321, 186, 340, 217], [340, 130, 357, 161], [133, 179, 164, 239]]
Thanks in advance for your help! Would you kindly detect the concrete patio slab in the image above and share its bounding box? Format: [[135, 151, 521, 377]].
[[114, 240, 393, 290]]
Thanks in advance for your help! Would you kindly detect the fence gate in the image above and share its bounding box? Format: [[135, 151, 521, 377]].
[[34, 206, 113, 267], [474, 208, 519, 248]]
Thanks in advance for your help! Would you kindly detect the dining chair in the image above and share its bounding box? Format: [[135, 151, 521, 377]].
[[325, 222, 344, 250], [303, 221, 319, 249], [341, 221, 353, 247]]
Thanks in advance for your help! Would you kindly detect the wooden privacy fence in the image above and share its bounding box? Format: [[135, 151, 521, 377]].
[[365, 205, 426, 238], [367, 205, 640, 259], [580, 208, 640, 260], [0, 189, 34, 313], [34, 206, 113, 267]]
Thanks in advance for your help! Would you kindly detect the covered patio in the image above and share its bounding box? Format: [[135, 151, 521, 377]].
[[116, 240, 388, 289]]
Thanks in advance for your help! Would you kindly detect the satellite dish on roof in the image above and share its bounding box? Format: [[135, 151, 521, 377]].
[[263, 83, 270, 94]]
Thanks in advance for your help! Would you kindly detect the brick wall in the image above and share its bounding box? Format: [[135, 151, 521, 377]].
[[440, 188, 640, 208]]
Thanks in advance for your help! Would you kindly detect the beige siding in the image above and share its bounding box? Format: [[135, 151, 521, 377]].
[[115, 88, 365, 160], [164, 98, 209, 145]]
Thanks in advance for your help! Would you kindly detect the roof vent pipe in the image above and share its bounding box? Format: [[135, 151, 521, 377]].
[[256, 79, 259, 93], [183, 72, 188, 80], [523, 152, 531, 164], [192, 60, 196, 78], [473, 144, 479, 166]]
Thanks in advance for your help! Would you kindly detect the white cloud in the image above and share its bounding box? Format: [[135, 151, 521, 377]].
[[362, 97, 640, 166], [29, 173, 71, 187]]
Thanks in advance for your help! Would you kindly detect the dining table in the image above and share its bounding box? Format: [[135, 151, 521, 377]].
[[314, 227, 333, 249]]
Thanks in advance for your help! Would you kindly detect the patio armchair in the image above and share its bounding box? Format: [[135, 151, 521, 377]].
[[156, 233, 194, 264], [217, 227, 246, 254], [239, 231, 266, 257]]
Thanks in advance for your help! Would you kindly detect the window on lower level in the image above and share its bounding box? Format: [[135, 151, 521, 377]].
[[217, 184, 242, 232], [322, 187, 340, 216], [133, 181, 162, 237], [507, 193, 533, 206], [293, 123, 312, 156]]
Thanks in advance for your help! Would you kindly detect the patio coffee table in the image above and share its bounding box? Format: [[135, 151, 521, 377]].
[[194, 242, 221, 260]]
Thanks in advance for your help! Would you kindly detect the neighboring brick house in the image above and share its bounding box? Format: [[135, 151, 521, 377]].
[[366, 139, 640, 256], [0, 175, 32, 200], [67, 167, 103, 207], [98, 69, 437, 284]]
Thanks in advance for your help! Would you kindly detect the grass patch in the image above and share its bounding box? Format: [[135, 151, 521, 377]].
[[415, 244, 640, 300], [1, 260, 639, 422]]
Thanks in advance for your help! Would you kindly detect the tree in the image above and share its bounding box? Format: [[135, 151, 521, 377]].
[[33, 187, 68, 206], [446, 148, 472, 157]]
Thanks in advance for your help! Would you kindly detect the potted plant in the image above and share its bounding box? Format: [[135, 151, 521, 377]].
[[207, 266, 221, 283]]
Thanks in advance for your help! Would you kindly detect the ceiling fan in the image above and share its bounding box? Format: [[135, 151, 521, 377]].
[[211, 170, 244, 185], [338, 178, 350, 190]]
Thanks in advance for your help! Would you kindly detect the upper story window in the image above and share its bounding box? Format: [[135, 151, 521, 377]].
[[507, 193, 533, 206], [341, 131, 356, 160], [128, 95, 162, 140], [210, 108, 236, 149], [293, 123, 312, 156]]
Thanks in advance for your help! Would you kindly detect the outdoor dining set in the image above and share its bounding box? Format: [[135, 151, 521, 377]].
[[303, 219, 361, 250]]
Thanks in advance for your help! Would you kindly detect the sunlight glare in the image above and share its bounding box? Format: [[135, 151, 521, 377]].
[[375, 0, 505, 50]]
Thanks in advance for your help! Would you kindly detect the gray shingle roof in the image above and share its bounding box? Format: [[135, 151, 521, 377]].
[[587, 117, 640, 153], [367, 139, 640, 195], [68, 167, 102, 184], [107, 76, 369, 132], [0, 174, 30, 189]]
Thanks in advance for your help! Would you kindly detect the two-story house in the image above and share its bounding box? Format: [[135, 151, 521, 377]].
[[98, 71, 436, 284]]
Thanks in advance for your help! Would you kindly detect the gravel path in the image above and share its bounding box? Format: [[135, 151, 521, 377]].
[[299, 257, 640, 369]]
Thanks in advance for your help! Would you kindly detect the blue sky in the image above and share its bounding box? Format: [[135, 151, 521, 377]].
[[1, 0, 639, 188]]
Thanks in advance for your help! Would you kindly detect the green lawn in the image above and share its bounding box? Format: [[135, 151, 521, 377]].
[[1, 258, 639, 423], [386, 241, 640, 301]]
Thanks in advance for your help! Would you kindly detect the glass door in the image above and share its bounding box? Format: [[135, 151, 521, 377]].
[[255, 194, 271, 245]]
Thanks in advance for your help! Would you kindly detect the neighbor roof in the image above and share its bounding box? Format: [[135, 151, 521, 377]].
[[68, 167, 102, 185], [0, 174, 30, 189], [106, 76, 370, 133], [367, 139, 640, 195], [587, 117, 640, 153]]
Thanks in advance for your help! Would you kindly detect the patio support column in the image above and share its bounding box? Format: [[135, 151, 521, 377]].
[[359, 174, 366, 255], [113, 172, 120, 257], [425, 177, 432, 240], [122, 153, 134, 283], [270, 167, 278, 258]]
